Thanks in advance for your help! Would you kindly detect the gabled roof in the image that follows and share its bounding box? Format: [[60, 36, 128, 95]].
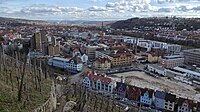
[[177, 98, 194, 110], [116, 82, 127, 91], [165, 93, 176, 102], [155, 90, 166, 99], [69, 56, 82, 64], [141, 88, 154, 98], [95, 58, 111, 63], [84, 72, 114, 85], [127, 85, 142, 94]]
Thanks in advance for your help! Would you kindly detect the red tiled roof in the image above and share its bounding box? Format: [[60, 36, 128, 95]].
[[84, 73, 113, 85], [95, 58, 111, 63], [177, 98, 194, 110]]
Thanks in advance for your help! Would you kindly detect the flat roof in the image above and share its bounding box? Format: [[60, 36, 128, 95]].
[[184, 49, 200, 53], [148, 64, 165, 71], [52, 57, 70, 62], [162, 55, 183, 59], [173, 67, 200, 77]]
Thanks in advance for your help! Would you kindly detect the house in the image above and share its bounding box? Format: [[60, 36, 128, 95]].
[[115, 82, 127, 98], [95, 58, 111, 70], [177, 98, 193, 112], [79, 53, 88, 63], [126, 85, 141, 102], [140, 88, 154, 106], [82, 72, 116, 93], [164, 93, 176, 111], [66, 56, 83, 72], [154, 90, 166, 110], [147, 47, 164, 63]]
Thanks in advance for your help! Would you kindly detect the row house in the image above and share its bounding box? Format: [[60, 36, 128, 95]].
[[177, 98, 194, 112], [127, 85, 141, 102], [140, 88, 154, 106], [82, 71, 200, 112], [95, 49, 134, 68], [82, 72, 116, 93], [115, 82, 127, 98], [94, 58, 111, 70], [154, 90, 176, 111], [66, 56, 83, 72]]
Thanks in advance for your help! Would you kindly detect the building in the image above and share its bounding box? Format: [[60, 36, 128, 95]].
[[140, 88, 154, 106], [31, 32, 42, 51], [95, 49, 134, 67], [173, 66, 200, 81], [48, 44, 60, 56], [183, 49, 200, 67], [48, 57, 69, 69], [126, 85, 141, 102], [31, 31, 48, 52], [95, 58, 111, 70], [48, 56, 83, 72], [155, 90, 166, 110], [82, 72, 116, 93], [160, 55, 184, 68], [86, 45, 100, 61], [146, 64, 166, 76], [150, 41, 181, 55], [164, 93, 176, 111], [66, 56, 83, 72], [79, 54, 88, 64], [177, 98, 193, 112], [115, 82, 127, 98], [147, 47, 164, 63]]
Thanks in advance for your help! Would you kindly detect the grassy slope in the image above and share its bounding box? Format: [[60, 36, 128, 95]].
[[0, 65, 51, 112]]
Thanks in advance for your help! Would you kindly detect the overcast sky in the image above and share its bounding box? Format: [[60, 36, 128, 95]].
[[0, 0, 200, 20]]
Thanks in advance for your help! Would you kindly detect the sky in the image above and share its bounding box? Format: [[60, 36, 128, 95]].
[[0, 0, 200, 20]]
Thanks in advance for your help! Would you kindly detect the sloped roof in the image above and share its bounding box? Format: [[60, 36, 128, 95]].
[[177, 98, 194, 110], [141, 88, 154, 98], [85, 73, 114, 85], [155, 90, 166, 99], [165, 93, 176, 102]]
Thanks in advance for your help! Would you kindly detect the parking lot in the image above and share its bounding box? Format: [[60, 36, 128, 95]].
[[109, 71, 200, 102]]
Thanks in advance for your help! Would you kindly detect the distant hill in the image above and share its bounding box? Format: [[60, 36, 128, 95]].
[[47, 20, 115, 26], [0, 17, 49, 26], [111, 17, 200, 31]]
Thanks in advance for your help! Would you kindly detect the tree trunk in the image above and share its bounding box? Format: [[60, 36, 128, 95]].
[[18, 53, 27, 101]]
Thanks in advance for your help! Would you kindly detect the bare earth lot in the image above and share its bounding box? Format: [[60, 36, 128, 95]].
[[110, 71, 200, 102]]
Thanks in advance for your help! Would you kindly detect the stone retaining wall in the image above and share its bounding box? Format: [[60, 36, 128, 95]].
[[33, 81, 57, 112]]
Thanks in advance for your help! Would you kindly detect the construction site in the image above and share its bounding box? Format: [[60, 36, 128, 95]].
[[110, 71, 200, 102]]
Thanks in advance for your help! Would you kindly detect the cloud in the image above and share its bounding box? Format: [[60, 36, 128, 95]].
[[158, 7, 174, 12], [89, 0, 104, 2], [1, 0, 200, 20], [88, 6, 107, 11]]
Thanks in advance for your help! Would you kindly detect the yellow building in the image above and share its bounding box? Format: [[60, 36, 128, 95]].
[[111, 53, 133, 67], [95, 58, 111, 70], [147, 53, 161, 63], [95, 49, 134, 68]]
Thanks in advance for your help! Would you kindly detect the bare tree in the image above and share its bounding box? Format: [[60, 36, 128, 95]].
[[18, 53, 27, 101]]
